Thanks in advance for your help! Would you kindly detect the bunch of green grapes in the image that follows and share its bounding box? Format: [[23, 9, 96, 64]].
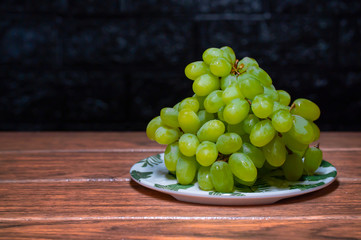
[[146, 46, 323, 193]]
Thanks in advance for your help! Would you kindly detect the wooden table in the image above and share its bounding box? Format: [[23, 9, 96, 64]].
[[0, 132, 360, 239]]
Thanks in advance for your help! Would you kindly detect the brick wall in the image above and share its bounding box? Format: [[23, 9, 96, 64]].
[[0, 0, 360, 130]]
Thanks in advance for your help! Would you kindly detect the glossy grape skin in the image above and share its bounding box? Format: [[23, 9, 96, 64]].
[[222, 85, 244, 104], [154, 126, 180, 145], [262, 136, 287, 167], [288, 115, 315, 145], [193, 94, 206, 110], [197, 120, 225, 142], [216, 133, 243, 155], [229, 153, 257, 183], [193, 73, 220, 97], [290, 98, 321, 121], [303, 147, 323, 175], [220, 46, 236, 64], [146, 116, 163, 140], [160, 107, 179, 128], [282, 132, 308, 156], [251, 94, 274, 119], [185, 61, 209, 80], [250, 119, 276, 147], [179, 133, 200, 157], [196, 141, 218, 166], [227, 123, 246, 136], [179, 97, 199, 113], [223, 98, 250, 125], [241, 142, 265, 168], [197, 166, 214, 191], [247, 66, 272, 87], [164, 142, 181, 171], [197, 110, 215, 126], [202, 48, 225, 65], [277, 90, 291, 106], [176, 154, 197, 185], [210, 58, 232, 77], [272, 101, 289, 115], [263, 85, 279, 102], [220, 74, 237, 90], [210, 161, 234, 193], [217, 106, 225, 121], [311, 122, 320, 141], [282, 153, 304, 181], [242, 114, 259, 134], [204, 90, 225, 113], [237, 57, 259, 74], [178, 109, 201, 134], [240, 78, 264, 100], [271, 110, 293, 133]]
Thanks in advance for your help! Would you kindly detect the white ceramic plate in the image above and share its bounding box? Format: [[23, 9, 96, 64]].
[[130, 153, 337, 205]]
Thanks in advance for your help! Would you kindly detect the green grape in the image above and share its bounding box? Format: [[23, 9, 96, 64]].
[[217, 106, 225, 121], [229, 153, 257, 184], [193, 94, 206, 110], [227, 123, 246, 136], [271, 101, 289, 116], [197, 166, 214, 191], [288, 115, 315, 145], [178, 109, 201, 134], [303, 147, 323, 175], [193, 73, 220, 97], [282, 132, 308, 156], [277, 90, 291, 106], [146, 116, 163, 140], [311, 122, 320, 141], [204, 90, 225, 113], [164, 142, 181, 171], [290, 98, 321, 121], [271, 110, 293, 133], [240, 78, 264, 100], [263, 85, 279, 102], [241, 134, 251, 143], [237, 72, 257, 83], [241, 142, 265, 168], [220, 46, 236, 64], [262, 136, 287, 167], [247, 66, 272, 87], [197, 120, 225, 142], [202, 48, 225, 65], [210, 161, 234, 193], [154, 126, 179, 145], [223, 98, 250, 124], [179, 97, 199, 113], [220, 74, 237, 90], [282, 153, 303, 181], [197, 110, 215, 126], [160, 107, 179, 128], [242, 114, 259, 134], [173, 102, 180, 111], [185, 61, 209, 80], [237, 57, 259, 74], [210, 58, 232, 77], [176, 154, 197, 185], [196, 141, 218, 166], [179, 133, 200, 157], [222, 85, 244, 104], [216, 133, 242, 155], [251, 94, 274, 119], [250, 119, 276, 147]]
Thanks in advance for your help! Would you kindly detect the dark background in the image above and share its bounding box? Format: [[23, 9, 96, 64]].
[[0, 0, 360, 131]]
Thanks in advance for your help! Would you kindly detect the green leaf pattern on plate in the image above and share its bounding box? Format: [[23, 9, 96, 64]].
[[139, 154, 163, 168], [130, 170, 153, 181], [155, 183, 194, 191]]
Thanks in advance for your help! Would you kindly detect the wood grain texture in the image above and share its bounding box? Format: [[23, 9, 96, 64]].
[[0, 132, 360, 239], [1, 219, 360, 240]]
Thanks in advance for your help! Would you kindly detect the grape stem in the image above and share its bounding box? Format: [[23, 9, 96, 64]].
[[289, 102, 295, 112], [315, 143, 320, 149]]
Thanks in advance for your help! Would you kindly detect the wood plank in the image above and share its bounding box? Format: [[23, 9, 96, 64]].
[[0, 132, 165, 152], [0, 151, 359, 181], [0, 180, 359, 219], [0, 132, 360, 153], [0, 219, 360, 240]]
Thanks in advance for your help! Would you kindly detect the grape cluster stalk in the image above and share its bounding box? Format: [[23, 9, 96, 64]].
[[146, 46, 323, 193]]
